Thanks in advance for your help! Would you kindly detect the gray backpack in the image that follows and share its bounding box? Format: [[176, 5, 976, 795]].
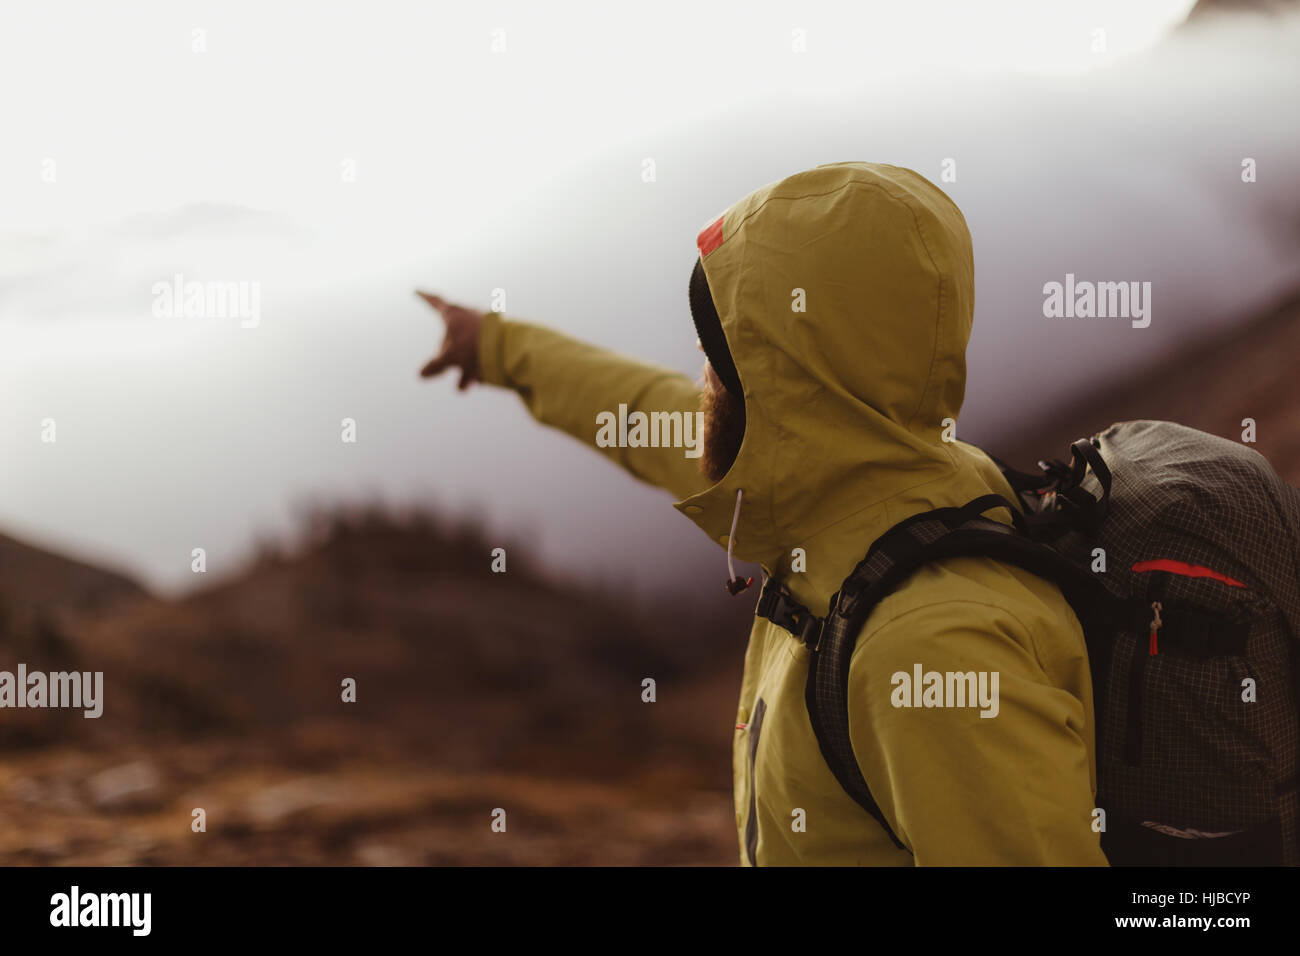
[[755, 420, 1300, 865]]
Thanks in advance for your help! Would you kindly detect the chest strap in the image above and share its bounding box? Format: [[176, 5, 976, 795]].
[[755, 577, 826, 650]]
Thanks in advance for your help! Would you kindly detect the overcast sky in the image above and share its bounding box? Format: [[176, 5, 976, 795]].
[[3, 1, 1196, 242]]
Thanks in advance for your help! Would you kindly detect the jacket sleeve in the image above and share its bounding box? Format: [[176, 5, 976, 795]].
[[477, 311, 712, 501], [847, 598, 1108, 865]]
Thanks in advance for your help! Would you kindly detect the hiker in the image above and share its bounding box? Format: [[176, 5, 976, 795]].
[[418, 162, 1107, 865]]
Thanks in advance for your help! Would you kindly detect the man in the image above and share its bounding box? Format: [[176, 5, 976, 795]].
[[418, 161, 1106, 865]]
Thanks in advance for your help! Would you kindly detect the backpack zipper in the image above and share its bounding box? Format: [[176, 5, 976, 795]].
[[1132, 559, 1249, 656], [1126, 578, 1168, 766]]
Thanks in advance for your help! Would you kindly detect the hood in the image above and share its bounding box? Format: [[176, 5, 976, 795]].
[[674, 162, 1013, 614]]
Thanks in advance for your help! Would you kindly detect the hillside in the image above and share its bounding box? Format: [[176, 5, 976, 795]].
[[0, 508, 751, 864], [989, 291, 1300, 484]]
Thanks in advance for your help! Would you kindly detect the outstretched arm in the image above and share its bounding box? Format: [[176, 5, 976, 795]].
[[417, 292, 711, 501]]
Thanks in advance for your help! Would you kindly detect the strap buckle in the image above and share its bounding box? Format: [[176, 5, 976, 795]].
[[797, 613, 825, 652], [756, 577, 826, 650]]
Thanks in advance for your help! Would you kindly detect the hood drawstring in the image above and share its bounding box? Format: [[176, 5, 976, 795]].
[[725, 488, 754, 595]]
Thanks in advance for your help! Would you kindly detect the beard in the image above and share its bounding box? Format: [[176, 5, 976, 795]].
[[699, 384, 746, 484]]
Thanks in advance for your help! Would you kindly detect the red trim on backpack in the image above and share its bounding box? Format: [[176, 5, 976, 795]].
[[697, 216, 724, 256], [1131, 559, 1246, 588]]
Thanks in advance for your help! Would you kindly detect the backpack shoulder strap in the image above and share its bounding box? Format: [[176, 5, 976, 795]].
[[756, 494, 1111, 852]]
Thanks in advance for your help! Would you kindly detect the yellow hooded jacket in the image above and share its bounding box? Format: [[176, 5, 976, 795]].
[[476, 162, 1107, 865]]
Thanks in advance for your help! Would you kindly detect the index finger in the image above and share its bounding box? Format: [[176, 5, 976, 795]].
[[415, 290, 448, 313]]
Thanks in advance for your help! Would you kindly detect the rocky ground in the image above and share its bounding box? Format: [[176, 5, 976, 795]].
[[0, 740, 737, 866]]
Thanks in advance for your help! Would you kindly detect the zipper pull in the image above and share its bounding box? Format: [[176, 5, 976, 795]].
[[1149, 601, 1163, 656]]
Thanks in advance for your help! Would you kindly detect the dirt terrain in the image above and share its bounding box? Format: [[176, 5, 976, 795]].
[[0, 510, 750, 865]]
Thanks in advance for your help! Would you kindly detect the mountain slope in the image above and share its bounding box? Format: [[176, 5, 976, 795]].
[[989, 292, 1300, 484]]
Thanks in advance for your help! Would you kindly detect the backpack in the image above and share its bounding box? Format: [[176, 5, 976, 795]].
[[754, 420, 1300, 865]]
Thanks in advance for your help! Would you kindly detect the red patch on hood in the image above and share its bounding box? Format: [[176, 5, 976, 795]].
[[697, 215, 724, 256]]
